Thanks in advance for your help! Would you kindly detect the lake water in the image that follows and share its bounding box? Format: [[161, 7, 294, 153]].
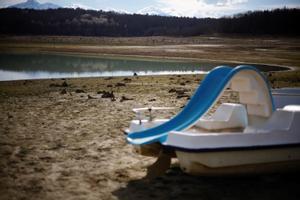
[[0, 53, 287, 81]]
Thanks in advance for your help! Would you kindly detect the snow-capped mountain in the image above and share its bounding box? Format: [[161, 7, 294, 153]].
[[9, 0, 60, 10], [137, 6, 171, 16]]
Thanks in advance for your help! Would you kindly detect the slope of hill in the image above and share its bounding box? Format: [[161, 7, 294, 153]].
[[0, 7, 299, 36]]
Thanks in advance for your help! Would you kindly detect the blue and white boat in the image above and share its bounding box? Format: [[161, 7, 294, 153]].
[[125, 65, 300, 175]]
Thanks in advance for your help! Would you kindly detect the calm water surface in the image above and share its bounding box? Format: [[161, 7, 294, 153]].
[[0, 53, 287, 81]]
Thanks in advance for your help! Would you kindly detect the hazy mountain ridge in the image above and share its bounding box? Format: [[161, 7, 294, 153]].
[[9, 0, 60, 10]]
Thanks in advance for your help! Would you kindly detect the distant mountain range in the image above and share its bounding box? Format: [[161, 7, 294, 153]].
[[137, 6, 170, 16], [9, 0, 60, 10], [7, 0, 168, 15]]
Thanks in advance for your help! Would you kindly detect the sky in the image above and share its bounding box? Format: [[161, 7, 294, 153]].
[[1, 0, 299, 18]]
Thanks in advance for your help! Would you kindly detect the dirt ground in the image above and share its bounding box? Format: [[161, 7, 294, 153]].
[[0, 36, 300, 200], [0, 74, 300, 200]]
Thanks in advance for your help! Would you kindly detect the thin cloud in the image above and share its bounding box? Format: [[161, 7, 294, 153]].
[[68, 3, 94, 10], [216, 0, 248, 7], [151, 0, 248, 18], [104, 7, 130, 14]]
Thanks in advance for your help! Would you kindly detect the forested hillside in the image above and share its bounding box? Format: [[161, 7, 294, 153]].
[[0, 8, 299, 36]]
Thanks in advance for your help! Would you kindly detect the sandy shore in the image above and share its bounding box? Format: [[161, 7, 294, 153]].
[[0, 36, 300, 199], [0, 73, 300, 200]]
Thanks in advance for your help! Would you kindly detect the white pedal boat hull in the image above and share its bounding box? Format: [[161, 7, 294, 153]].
[[164, 104, 300, 175], [175, 147, 300, 175], [128, 104, 300, 175]]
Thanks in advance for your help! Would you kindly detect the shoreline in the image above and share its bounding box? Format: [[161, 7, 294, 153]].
[[1, 36, 300, 199], [1, 36, 299, 70], [2, 49, 295, 71], [0, 48, 294, 83]]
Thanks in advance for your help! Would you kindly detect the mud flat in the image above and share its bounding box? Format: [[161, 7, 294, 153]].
[[0, 73, 300, 200]]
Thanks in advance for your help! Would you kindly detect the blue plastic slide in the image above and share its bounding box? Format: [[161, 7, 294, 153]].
[[127, 65, 274, 145]]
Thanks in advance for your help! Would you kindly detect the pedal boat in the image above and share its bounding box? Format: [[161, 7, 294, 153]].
[[126, 66, 300, 175]]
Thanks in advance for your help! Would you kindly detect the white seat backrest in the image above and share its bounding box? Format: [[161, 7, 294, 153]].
[[209, 103, 248, 126], [196, 103, 248, 130], [212, 103, 235, 121], [213, 103, 247, 120]]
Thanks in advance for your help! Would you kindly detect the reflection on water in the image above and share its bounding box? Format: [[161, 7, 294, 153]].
[[0, 53, 287, 81]]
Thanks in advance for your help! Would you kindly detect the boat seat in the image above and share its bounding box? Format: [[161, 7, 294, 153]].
[[244, 105, 300, 133], [195, 103, 248, 130]]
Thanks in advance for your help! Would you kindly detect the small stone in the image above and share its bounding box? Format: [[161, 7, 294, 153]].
[[168, 88, 177, 93], [123, 78, 132, 82], [115, 82, 126, 87], [177, 94, 190, 99], [88, 95, 96, 99], [75, 89, 85, 93], [120, 96, 133, 102], [49, 83, 61, 87], [101, 91, 115, 99], [61, 81, 68, 87], [60, 89, 67, 94]]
